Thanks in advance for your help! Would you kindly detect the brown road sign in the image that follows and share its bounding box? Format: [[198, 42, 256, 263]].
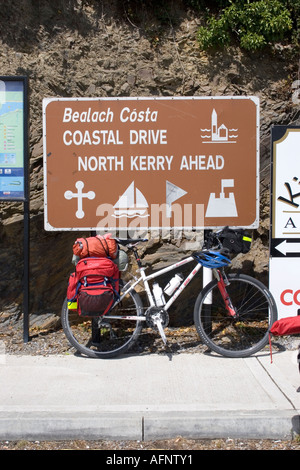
[[43, 96, 259, 231]]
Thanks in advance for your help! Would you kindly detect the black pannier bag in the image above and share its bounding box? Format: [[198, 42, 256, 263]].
[[218, 227, 252, 254]]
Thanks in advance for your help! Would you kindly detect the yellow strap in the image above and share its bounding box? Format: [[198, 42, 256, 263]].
[[242, 236, 252, 242]]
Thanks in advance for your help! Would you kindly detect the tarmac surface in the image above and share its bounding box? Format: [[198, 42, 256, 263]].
[[0, 347, 299, 442]]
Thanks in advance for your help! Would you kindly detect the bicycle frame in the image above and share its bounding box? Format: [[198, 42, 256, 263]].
[[106, 256, 203, 321]]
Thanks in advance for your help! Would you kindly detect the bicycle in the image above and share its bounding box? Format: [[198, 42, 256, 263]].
[[61, 228, 277, 359]]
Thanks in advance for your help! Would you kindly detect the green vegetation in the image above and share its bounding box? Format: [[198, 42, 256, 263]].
[[123, 0, 300, 52], [194, 0, 299, 51]]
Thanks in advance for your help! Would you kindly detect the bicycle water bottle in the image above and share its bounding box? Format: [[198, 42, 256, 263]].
[[153, 283, 166, 307], [164, 273, 183, 296]]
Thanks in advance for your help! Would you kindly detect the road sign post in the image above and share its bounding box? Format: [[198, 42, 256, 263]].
[[270, 126, 300, 319], [43, 96, 259, 233]]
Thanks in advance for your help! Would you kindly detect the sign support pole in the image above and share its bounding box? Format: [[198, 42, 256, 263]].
[[23, 199, 30, 342], [23, 77, 30, 342]]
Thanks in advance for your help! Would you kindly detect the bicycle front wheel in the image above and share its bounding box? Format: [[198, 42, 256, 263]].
[[194, 273, 277, 358], [61, 285, 144, 358]]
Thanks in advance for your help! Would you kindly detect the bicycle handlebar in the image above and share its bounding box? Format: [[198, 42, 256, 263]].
[[203, 230, 222, 250]]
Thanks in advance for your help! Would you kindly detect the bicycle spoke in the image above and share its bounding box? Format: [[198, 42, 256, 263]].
[[194, 274, 277, 358], [61, 287, 144, 358]]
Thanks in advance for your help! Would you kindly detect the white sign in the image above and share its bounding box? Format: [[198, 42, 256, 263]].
[[269, 258, 300, 318], [272, 127, 300, 241], [269, 126, 300, 319]]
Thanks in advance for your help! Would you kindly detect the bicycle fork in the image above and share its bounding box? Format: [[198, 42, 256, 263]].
[[214, 269, 237, 318]]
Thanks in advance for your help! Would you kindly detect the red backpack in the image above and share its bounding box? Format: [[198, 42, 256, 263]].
[[67, 257, 119, 317], [72, 233, 118, 259], [270, 315, 300, 336], [269, 315, 300, 364]]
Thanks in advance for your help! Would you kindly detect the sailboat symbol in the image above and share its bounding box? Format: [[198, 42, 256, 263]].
[[113, 181, 149, 218]]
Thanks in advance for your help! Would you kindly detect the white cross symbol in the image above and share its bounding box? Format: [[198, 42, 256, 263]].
[[64, 181, 95, 219]]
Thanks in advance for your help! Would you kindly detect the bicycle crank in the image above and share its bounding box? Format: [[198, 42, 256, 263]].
[[145, 307, 169, 345]]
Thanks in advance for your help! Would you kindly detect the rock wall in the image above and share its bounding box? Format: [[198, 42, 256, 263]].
[[0, 0, 299, 327]]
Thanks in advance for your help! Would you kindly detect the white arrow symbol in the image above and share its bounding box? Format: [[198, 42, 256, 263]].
[[275, 240, 300, 255], [166, 181, 187, 218]]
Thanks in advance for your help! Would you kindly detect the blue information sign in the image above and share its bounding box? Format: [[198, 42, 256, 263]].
[[0, 77, 27, 201]]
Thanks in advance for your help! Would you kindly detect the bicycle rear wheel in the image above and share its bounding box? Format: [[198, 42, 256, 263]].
[[61, 284, 144, 358], [194, 273, 277, 358]]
